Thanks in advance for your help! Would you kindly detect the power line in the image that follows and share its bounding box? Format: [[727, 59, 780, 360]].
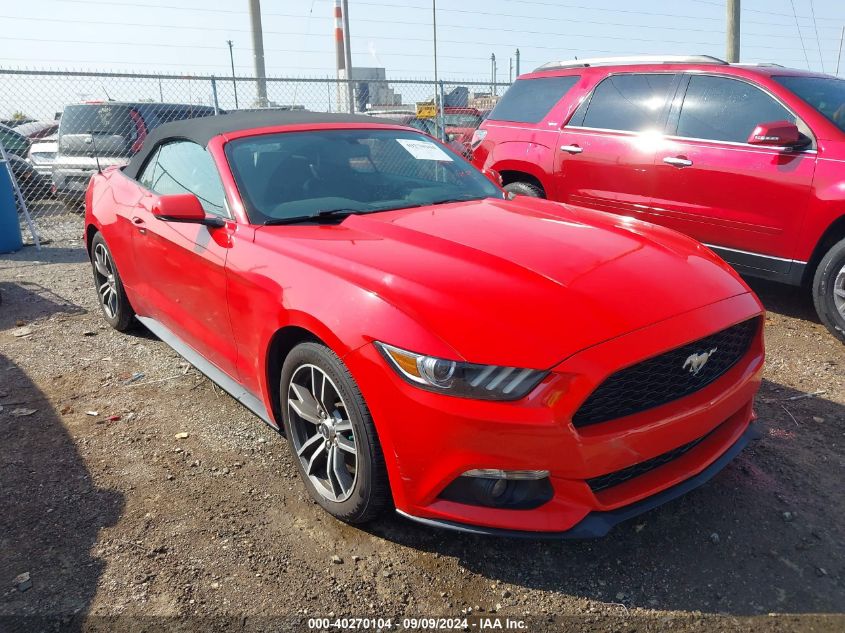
[[789, 0, 812, 70], [5, 13, 843, 53], [808, 0, 825, 73]]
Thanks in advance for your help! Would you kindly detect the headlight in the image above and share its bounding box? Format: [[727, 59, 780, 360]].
[[375, 342, 547, 401]]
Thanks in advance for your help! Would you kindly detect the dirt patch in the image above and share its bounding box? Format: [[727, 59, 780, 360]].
[[1, 242, 843, 632]]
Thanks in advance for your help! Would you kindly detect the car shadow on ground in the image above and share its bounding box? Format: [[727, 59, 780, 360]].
[[0, 354, 124, 629], [0, 280, 85, 329], [744, 277, 820, 324], [0, 244, 88, 267], [363, 379, 844, 616]]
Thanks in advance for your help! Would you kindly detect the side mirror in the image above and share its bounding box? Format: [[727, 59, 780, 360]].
[[747, 120, 804, 148], [152, 193, 225, 228], [482, 168, 503, 187]]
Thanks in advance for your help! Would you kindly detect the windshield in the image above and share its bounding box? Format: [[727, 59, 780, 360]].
[[225, 129, 502, 224], [773, 75, 845, 133]]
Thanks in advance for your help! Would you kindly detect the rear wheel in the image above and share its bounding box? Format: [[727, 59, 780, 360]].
[[90, 232, 135, 331], [280, 342, 389, 523], [812, 237, 845, 343], [503, 181, 544, 198]]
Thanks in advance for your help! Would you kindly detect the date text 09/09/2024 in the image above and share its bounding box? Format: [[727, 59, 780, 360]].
[[306, 617, 528, 630]]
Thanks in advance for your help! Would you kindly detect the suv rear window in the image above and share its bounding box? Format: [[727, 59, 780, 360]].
[[488, 76, 580, 123], [59, 104, 132, 136]]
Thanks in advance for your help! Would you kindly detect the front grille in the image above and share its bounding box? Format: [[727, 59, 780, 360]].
[[573, 317, 759, 428], [587, 432, 711, 493]]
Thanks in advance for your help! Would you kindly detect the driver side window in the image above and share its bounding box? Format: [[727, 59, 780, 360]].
[[137, 141, 228, 216]]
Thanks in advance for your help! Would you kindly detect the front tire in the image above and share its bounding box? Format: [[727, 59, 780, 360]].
[[280, 342, 389, 524], [90, 232, 135, 331], [812, 237, 845, 344], [504, 181, 545, 198]]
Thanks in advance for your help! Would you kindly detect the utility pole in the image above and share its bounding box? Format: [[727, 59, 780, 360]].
[[227, 40, 239, 109], [515, 49, 520, 77], [509, 57, 513, 83], [248, 0, 268, 107], [837, 26, 845, 76], [491, 53, 496, 96], [726, 0, 740, 63], [433, 0, 444, 140], [341, 0, 354, 112]]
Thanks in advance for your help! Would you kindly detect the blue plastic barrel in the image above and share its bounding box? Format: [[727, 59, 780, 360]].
[[0, 160, 23, 254]]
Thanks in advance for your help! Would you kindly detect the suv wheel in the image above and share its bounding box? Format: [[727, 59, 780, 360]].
[[504, 181, 545, 198], [812, 237, 845, 343], [280, 342, 390, 524]]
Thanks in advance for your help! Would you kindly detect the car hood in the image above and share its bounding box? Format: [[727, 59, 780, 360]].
[[257, 197, 752, 368]]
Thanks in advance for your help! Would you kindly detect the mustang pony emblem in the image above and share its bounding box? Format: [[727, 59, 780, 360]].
[[683, 348, 718, 376]]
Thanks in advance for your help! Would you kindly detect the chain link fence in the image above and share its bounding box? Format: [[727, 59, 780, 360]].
[[0, 68, 510, 246]]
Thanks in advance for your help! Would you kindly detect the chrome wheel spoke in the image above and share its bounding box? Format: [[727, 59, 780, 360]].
[[288, 383, 322, 424], [329, 445, 354, 498], [305, 444, 325, 478], [94, 250, 109, 277], [297, 432, 324, 458], [336, 434, 356, 454]]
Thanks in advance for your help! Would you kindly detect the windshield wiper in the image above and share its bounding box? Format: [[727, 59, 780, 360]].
[[429, 195, 485, 205], [263, 204, 427, 226], [263, 208, 363, 226]]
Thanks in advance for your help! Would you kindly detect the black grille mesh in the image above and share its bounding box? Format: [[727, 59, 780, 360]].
[[586, 431, 711, 493], [573, 318, 759, 428]]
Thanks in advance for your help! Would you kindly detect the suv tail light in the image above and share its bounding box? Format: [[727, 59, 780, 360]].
[[470, 128, 487, 150]]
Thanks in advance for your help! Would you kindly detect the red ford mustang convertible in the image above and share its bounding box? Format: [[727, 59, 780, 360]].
[[84, 111, 764, 536]]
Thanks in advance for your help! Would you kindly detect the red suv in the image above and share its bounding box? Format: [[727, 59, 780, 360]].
[[472, 55, 845, 342]]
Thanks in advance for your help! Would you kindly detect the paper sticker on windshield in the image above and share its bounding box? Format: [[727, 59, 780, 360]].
[[396, 139, 453, 161]]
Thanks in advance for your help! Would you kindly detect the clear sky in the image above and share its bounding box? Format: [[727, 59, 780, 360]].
[[2, 0, 845, 80]]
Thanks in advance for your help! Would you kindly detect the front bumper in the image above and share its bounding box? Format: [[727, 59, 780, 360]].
[[397, 424, 761, 538], [346, 292, 764, 535]]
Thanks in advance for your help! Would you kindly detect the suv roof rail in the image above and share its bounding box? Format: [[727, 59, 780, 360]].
[[534, 55, 728, 72], [731, 62, 784, 67]]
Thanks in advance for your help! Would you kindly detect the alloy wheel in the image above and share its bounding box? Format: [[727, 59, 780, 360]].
[[834, 262, 845, 318], [93, 243, 119, 319], [288, 364, 358, 503]]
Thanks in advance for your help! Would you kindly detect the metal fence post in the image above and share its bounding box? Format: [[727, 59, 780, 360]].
[[211, 77, 220, 114], [0, 140, 39, 249], [438, 80, 446, 142]]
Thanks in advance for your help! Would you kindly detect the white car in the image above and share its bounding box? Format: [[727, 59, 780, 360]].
[[27, 134, 58, 177]]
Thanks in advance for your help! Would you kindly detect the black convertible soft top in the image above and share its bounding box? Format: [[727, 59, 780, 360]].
[[123, 110, 399, 179]]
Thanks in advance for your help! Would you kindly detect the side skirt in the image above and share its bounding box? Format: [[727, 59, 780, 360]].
[[706, 244, 806, 285], [135, 316, 277, 430]]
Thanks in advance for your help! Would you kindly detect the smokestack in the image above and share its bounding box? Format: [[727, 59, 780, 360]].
[[334, 0, 345, 111], [342, 0, 355, 113]]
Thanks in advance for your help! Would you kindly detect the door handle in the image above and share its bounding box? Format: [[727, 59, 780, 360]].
[[560, 144, 584, 154], [663, 156, 693, 167], [131, 216, 146, 233]]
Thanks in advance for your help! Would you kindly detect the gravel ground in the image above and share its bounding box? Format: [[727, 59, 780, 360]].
[[1, 238, 843, 633]]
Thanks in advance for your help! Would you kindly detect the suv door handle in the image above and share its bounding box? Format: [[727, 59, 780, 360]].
[[663, 156, 693, 167], [560, 144, 584, 154]]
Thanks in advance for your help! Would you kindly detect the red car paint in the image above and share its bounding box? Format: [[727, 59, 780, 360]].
[[444, 107, 485, 153], [85, 119, 764, 534], [473, 61, 845, 290]]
